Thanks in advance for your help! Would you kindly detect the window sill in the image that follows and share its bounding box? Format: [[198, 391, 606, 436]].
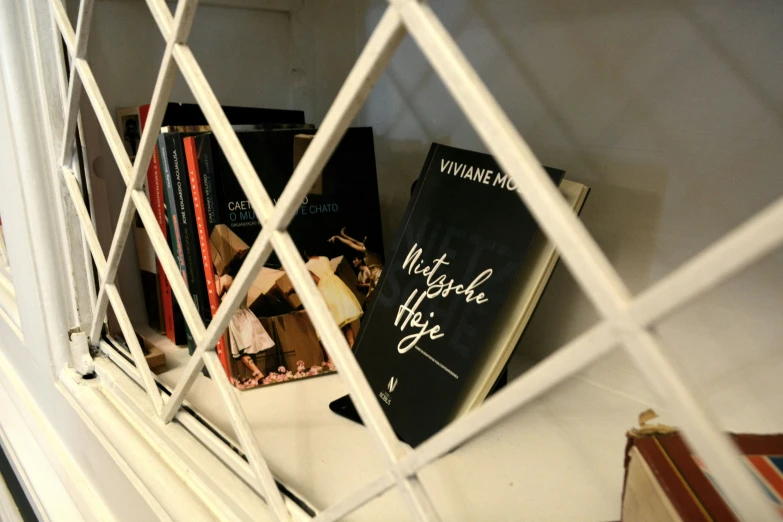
[[58, 352, 312, 521], [103, 329, 652, 521]]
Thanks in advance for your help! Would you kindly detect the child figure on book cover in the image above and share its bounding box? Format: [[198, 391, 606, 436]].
[[306, 256, 363, 348], [216, 273, 274, 386]]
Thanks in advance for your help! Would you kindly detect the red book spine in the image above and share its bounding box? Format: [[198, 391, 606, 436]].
[[183, 136, 231, 377], [139, 105, 176, 342]]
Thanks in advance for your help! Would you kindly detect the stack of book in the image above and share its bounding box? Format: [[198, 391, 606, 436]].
[[117, 103, 384, 389]]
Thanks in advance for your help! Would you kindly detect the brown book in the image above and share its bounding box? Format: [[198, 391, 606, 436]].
[[623, 431, 783, 521]]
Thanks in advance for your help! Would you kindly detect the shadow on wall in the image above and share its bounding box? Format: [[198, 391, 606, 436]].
[[517, 161, 667, 366]]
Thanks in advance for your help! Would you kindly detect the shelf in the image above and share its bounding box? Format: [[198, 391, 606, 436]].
[[161, 0, 303, 13], [138, 327, 654, 520]]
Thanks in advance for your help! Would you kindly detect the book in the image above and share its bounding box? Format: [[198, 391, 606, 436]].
[[623, 430, 783, 520], [191, 127, 384, 389], [158, 130, 204, 356], [176, 124, 315, 379], [150, 106, 305, 351], [184, 135, 231, 376], [116, 103, 305, 344], [349, 143, 589, 447], [116, 105, 172, 338]]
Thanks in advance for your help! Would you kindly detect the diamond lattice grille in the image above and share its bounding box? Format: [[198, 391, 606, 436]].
[[47, 0, 782, 520]]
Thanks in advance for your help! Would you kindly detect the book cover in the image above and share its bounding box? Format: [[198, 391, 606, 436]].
[[117, 102, 305, 343], [198, 127, 384, 389], [623, 431, 783, 520], [352, 143, 564, 447]]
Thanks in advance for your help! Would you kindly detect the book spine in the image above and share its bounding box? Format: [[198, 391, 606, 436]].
[[139, 105, 176, 342], [165, 132, 211, 357], [125, 105, 164, 332], [197, 134, 222, 227], [184, 136, 231, 378], [634, 437, 710, 521], [151, 146, 177, 342], [658, 435, 738, 521], [158, 133, 195, 352]]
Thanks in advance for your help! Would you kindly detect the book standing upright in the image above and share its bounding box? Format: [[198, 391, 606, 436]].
[[349, 143, 589, 446]]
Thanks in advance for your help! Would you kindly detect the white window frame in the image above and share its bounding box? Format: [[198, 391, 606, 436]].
[[3, 0, 782, 519]]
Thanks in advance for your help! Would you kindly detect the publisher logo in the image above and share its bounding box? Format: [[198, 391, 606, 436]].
[[379, 376, 397, 406]]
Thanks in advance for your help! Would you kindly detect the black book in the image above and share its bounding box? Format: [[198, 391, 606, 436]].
[[350, 143, 574, 447], [158, 131, 209, 355], [196, 127, 386, 389], [121, 102, 305, 346]]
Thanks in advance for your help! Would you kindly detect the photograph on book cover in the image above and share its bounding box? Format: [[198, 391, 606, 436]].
[[210, 226, 376, 389]]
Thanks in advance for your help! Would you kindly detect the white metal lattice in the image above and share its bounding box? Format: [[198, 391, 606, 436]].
[[47, 0, 782, 520]]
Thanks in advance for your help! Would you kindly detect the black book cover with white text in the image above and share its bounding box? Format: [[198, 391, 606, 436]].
[[353, 143, 564, 446]]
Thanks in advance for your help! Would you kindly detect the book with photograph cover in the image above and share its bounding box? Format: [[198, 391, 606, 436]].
[[117, 103, 305, 346], [188, 127, 384, 389], [344, 143, 591, 447], [160, 124, 312, 363], [169, 123, 314, 376]]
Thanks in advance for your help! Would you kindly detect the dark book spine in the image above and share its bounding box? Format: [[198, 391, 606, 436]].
[[197, 134, 222, 227], [170, 132, 212, 355], [168, 226, 188, 345], [139, 104, 176, 341], [149, 145, 177, 343], [129, 105, 163, 333], [158, 133, 195, 352], [184, 135, 231, 378]]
